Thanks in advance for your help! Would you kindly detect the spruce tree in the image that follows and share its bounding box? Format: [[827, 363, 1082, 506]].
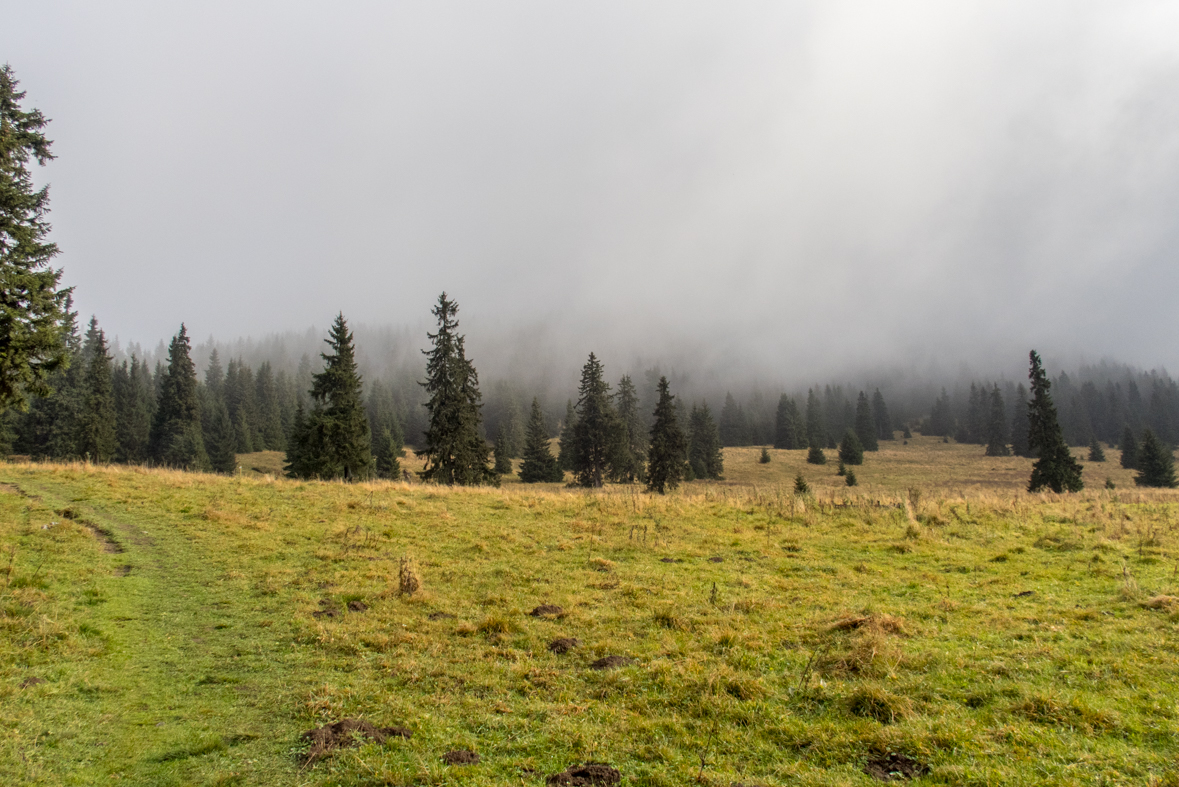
[[75, 317, 116, 462], [519, 397, 563, 483], [793, 473, 809, 494], [1026, 351, 1083, 493], [805, 388, 826, 448], [557, 399, 576, 471], [417, 294, 493, 485], [15, 300, 82, 459], [1010, 384, 1032, 457], [1088, 438, 1106, 463], [149, 325, 209, 470], [205, 397, 237, 474], [774, 394, 803, 449], [113, 355, 153, 463], [984, 385, 1011, 457], [646, 376, 686, 494], [0, 66, 72, 412], [929, 389, 953, 436], [299, 314, 373, 481], [854, 392, 878, 452], [225, 359, 257, 453], [571, 353, 616, 488], [838, 428, 864, 465], [806, 440, 827, 465], [688, 401, 724, 480], [1134, 429, 1177, 488], [610, 375, 646, 482], [845, 468, 858, 487], [1120, 427, 1138, 469], [872, 389, 893, 441], [373, 424, 404, 479], [255, 361, 285, 450], [493, 424, 514, 475]]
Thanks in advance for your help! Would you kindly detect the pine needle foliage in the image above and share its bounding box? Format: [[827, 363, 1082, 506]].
[[571, 353, 616, 488], [687, 401, 724, 480], [519, 398, 563, 483], [1088, 438, 1105, 463], [149, 325, 208, 470], [1026, 351, 1083, 493], [1120, 427, 1138, 470], [855, 392, 878, 452], [985, 385, 1011, 457], [839, 428, 864, 466], [646, 376, 686, 494], [1134, 430, 1177, 488], [75, 318, 116, 463]]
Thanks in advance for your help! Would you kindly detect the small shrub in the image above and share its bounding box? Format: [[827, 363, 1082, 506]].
[[398, 558, 421, 596], [759, 447, 771, 464]]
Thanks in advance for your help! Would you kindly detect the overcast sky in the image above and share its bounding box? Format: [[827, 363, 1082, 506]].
[[6, 1, 1179, 380]]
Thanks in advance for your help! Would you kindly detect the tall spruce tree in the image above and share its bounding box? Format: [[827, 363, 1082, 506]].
[[254, 361, 285, 450], [225, 359, 257, 453], [571, 353, 616, 488], [646, 376, 686, 494], [1135, 429, 1177, 488], [984, 385, 1011, 457], [1120, 426, 1138, 469], [688, 401, 724, 480], [805, 388, 825, 447], [416, 294, 493, 485], [149, 325, 208, 470], [1088, 437, 1105, 462], [204, 396, 237, 474], [14, 300, 82, 459], [774, 394, 803, 449], [113, 355, 153, 463], [854, 391, 878, 452], [1010, 384, 1032, 457], [610, 375, 646, 482], [366, 379, 404, 480], [519, 397, 563, 483], [557, 399, 576, 471], [493, 424, 514, 475], [0, 66, 72, 413], [929, 389, 954, 436], [838, 428, 864, 466], [872, 389, 893, 441], [1026, 351, 1083, 493], [75, 317, 116, 462]]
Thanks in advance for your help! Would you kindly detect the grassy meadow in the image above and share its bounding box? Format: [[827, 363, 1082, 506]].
[[2, 439, 1179, 785]]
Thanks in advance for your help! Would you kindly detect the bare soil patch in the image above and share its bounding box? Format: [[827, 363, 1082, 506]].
[[442, 749, 480, 765], [530, 604, 564, 617], [548, 637, 580, 654], [589, 655, 632, 670], [546, 762, 621, 785], [347, 600, 368, 612], [708, 556, 724, 563], [428, 611, 455, 620], [863, 753, 929, 781], [300, 719, 410, 763], [20, 676, 44, 688]]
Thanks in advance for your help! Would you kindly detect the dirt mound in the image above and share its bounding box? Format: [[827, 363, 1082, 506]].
[[829, 613, 907, 636], [548, 637, 580, 654], [20, 676, 44, 688], [863, 753, 928, 782], [428, 611, 456, 620], [708, 556, 724, 563], [546, 762, 621, 785], [660, 557, 682, 563], [589, 655, 633, 670], [312, 599, 339, 619], [347, 600, 368, 612], [300, 719, 410, 762], [442, 750, 480, 765], [530, 604, 564, 617]]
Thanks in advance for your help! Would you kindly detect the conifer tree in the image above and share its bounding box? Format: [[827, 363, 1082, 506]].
[[806, 439, 827, 465], [149, 325, 209, 470], [646, 377, 686, 494], [872, 389, 894, 441], [854, 392, 878, 451], [75, 318, 116, 462], [805, 388, 825, 448], [307, 314, 373, 480], [493, 424, 514, 475], [205, 397, 237, 474], [929, 389, 954, 436], [984, 385, 1011, 457], [373, 424, 404, 479], [1026, 351, 1083, 493], [839, 428, 864, 465], [774, 394, 804, 449], [1134, 429, 1177, 488], [225, 359, 257, 453], [14, 300, 82, 459], [557, 399, 576, 471], [571, 353, 616, 488], [519, 397, 563, 483], [1087, 438, 1105, 462], [254, 361, 285, 450], [793, 473, 809, 494], [1120, 426, 1138, 469], [417, 295, 493, 485], [113, 355, 153, 463], [1010, 384, 1032, 457], [610, 375, 646, 482], [845, 469, 858, 487], [0, 66, 72, 412], [687, 401, 724, 480]]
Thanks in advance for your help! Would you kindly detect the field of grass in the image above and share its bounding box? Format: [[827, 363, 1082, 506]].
[[2, 442, 1178, 785]]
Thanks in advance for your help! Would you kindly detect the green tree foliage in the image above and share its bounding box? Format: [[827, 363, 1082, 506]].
[[928, 388, 953, 436], [872, 389, 893, 441], [254, 361, 285, 450], [610, 375, 646, 482], [1026, 351, 1083, 493], [286, 314, 373, 481], [14, 302, 81, 459], [793, 473, 809, 494], [687, 401, 724, 480], [838, 428, 864, 466], [1134, 429, 1177, 488], [493, 424, 514, 476], [1120, 426, 1138, 470], [366, 379, 404, 480], [75, 317, 116, 462], [985, 385, 1011, 457], [845, 468, 858, 486], [1088, 438, 1105, 463], [646, 376, 686, 494], [806, 439, 827, 465], [416, 295, 493, 485], [805, 388, 825, 448], [774, 394, 804, 449], [854, 391, 878, 452], [204, 396, 237, 474], [225, 359, 257, 453], [557, 399, 576, 471], [113, 355, 154, 463], [519, 397, 563, 483], [1010, 384, 1032, 457], [719, 392, 752, 447], [759, 446, 771, 463], [149, 325, 209, 470], [571, 353, 616, 488], [0, 66, 71, 412]]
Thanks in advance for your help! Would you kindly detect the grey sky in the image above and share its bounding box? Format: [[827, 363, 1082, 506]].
[[6, 1, 1179, 381]]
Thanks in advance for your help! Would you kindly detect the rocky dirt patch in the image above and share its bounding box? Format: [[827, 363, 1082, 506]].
[[442, 749, 480, 765], [548, 637, 580, 654], [546, 762, 621, 785], [300, 719, 410, 763], [863, 753, 928, 782]]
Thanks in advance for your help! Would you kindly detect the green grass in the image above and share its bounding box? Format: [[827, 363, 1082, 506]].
[[2, 448, 1179, 785]]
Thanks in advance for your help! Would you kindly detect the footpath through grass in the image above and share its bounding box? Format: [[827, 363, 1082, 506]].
[[2, 459, 1179, 786]]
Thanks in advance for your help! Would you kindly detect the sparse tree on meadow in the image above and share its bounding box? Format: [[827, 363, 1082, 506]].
[[872, 389, 893, 441], [646, 376, 686, 494], [839, 428, 864, 466], [806, 439, 827, 465], [571, 353, 616, 488], [75, 318, 116, 462], [688, 401, 724, 480], [1088, 438, 1105, 463], [1026, 351, 1083, 493], [774, 394, 804, 449], [1134, 429, 1177, 488], [519, 398, 563, 483]]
